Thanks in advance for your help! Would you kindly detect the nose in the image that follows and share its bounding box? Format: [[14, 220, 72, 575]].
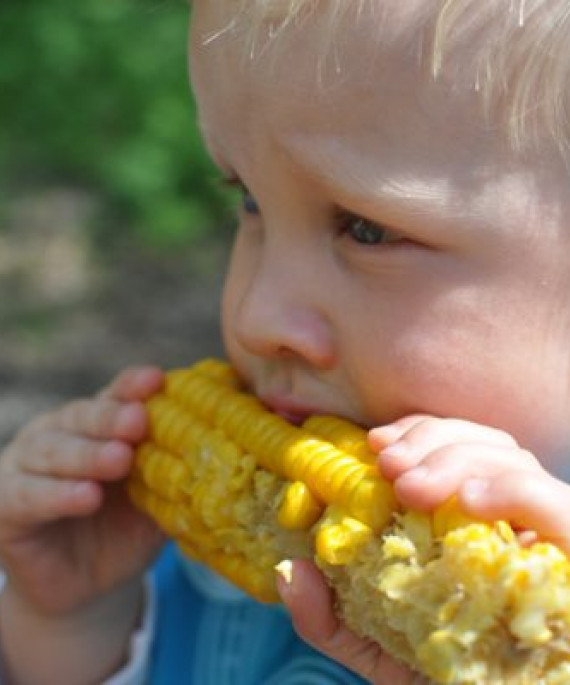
[[228, 253, 336, 369]]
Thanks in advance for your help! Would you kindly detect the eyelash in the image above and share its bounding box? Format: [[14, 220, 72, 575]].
[[221, 175, 400, 246], [241, 189, 259, 215], [221, 176, 259, 215], [334, 210, 401, 246]]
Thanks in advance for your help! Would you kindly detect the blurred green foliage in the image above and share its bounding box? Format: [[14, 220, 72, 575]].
[[0, 0, 233, 247]]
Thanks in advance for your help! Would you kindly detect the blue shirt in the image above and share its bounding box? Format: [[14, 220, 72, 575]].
[[149, 544, 367, 684]]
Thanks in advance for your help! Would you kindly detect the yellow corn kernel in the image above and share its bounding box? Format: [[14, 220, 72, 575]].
[[509, 606, 552, 646], [277, 481, 323, 530], [316, 518, 373, 565], [178, 541, 279, 603], [189, 357, 241, 386], [133, 443, 189, 502], [146, 395, 208, 459], [432, 496, 476, 538], [129, 358, 570, 685], [128, 480, 202, 541], [314, 504, 374, 565], [303, 415, 377, 463]]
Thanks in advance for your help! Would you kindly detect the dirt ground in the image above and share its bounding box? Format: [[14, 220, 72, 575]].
[[0, 190, 231, 449]]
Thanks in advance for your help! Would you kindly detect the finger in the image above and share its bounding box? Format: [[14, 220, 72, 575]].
[[376, 417, 519, 480], [0, 475, 102, 530], [276, 559, 419, 685], [459, 470, 570, 555], [100, 366, 164, 402], [393, 443, 540, 511], [368, 414, 434, 451], [45, 399, 149, 442], [17, 432, 134, 481]]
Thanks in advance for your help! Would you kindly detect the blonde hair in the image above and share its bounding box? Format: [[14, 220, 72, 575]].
[[200, 0, 570, 157], [432, 1, 570, 155]]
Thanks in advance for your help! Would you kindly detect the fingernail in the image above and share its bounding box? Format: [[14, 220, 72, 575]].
[[71, 481, 99, 501], [462, 478, 489, 502], [380, 441, 411, 460], [275, 559, 293, 585], [116, 405, 143, 434], [275, 560, 294, 602], [101, 440, 130, 461], [370, 425, 403, 447]]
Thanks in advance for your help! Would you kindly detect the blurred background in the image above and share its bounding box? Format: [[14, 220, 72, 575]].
[[0, 0, 236, 446]]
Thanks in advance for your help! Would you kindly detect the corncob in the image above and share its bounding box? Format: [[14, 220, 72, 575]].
[[128, 358, 570, 685]]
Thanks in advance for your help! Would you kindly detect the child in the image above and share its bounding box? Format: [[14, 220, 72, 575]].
[[2, 1, 570, 682]]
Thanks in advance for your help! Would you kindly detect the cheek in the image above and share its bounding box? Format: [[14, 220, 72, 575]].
[[392, 335, 488, 415], [376, 316, 544, 439], [352, 302, 527, 427], [220, 264, 243, 361], [219, 241, 243, 355], [219, 232, 260, 373]]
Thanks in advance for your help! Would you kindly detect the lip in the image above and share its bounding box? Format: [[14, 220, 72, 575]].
[[260, 395, 322, 426]]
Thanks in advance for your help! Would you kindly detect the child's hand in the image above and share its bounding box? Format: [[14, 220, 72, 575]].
[[0, 366, 166, 617], [277, 560, 425, 684], [371, 414, 570, 554]]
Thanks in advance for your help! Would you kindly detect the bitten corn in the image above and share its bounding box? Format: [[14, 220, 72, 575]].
[[128, 358, 570, 685]]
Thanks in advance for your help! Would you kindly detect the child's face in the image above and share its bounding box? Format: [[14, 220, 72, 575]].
[[190, 4, 570, 471]]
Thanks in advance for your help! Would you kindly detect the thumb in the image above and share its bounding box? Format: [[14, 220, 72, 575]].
[[276, 559, 422, 685]]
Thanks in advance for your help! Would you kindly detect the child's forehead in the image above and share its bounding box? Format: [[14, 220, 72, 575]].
[[190, 2, 496, 163], [190, 2, 503, 142], [191, 1, 570, 160], [191, 2, 447, 120], [192, 8, 529, 206]]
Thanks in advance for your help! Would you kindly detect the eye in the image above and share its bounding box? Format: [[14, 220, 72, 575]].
[[241, 188, 259, 215], [219, 175, 260, 216], [337, 211, 401, 246], [349, 218, 386, 244]]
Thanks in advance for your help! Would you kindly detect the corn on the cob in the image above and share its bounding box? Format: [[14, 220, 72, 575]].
[[128, 358, 570, 685]]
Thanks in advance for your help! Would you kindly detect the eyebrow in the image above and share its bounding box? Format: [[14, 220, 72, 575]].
[[285, 134, 458, 225]]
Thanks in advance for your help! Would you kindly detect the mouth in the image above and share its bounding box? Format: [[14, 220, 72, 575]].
[[260, 396, 322, 426]]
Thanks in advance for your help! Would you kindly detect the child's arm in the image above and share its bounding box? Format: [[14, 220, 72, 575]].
[[278, 415, 569, 685], [0, 367, 166, 684]]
